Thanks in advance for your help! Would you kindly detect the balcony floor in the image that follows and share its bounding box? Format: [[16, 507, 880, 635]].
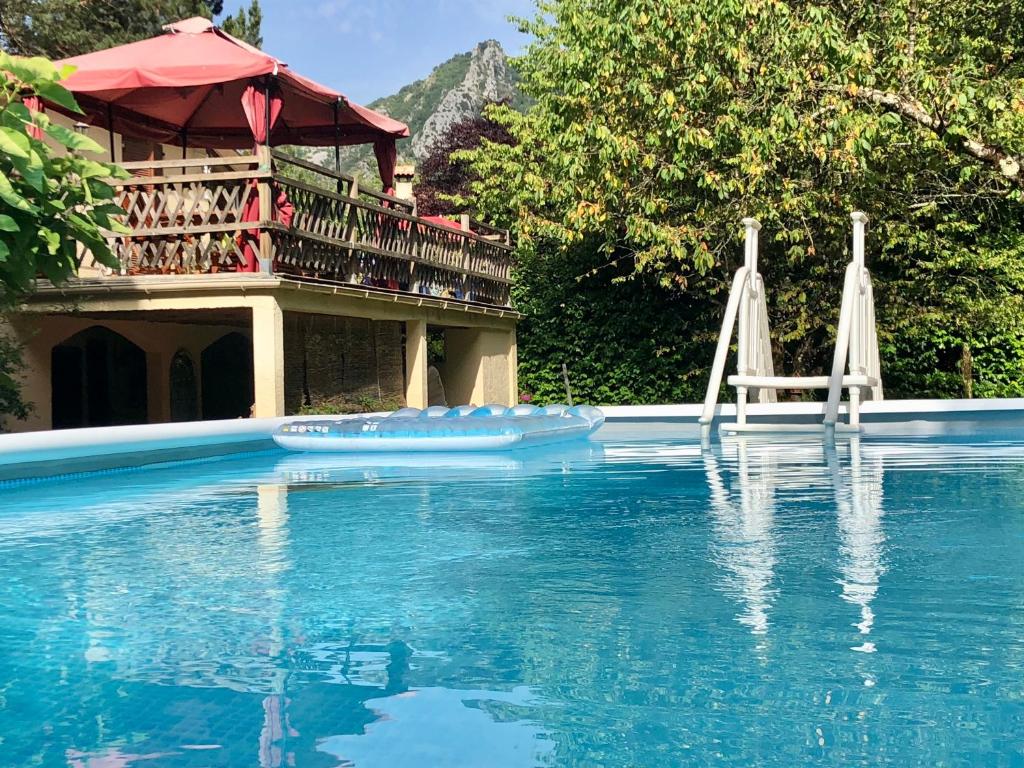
[[24, 273, 522, 324]]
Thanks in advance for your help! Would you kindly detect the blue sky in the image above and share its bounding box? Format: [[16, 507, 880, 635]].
[[223, 0, 536, 104]]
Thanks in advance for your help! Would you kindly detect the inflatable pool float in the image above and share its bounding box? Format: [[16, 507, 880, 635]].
[[273, 404, 605, 453]]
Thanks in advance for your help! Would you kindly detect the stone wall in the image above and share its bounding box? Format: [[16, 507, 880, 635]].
[[283, 312, 405, 414]]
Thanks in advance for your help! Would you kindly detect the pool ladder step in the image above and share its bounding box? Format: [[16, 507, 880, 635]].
[[699, 212, 883, 439]]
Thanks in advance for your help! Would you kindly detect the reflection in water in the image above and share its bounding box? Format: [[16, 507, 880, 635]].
[[703, 440, 778, 638], [830, 438, 886, 654], [317, 686, 554, 768], [248, 457, 573, 768], [256, 483, 291, 575], [66, 748, 176, 767], [258, 695, 297, 768], [5, 434, 1023, 766], [256, 484, 295, 768], [704, 437, 888, 659], [271, 442, 606, 491]]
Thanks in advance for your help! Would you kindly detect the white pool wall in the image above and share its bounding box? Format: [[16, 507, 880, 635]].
[[1, 399, 1022, 482], [0, 413, 377, 482], [601, 398, 1024, 436]]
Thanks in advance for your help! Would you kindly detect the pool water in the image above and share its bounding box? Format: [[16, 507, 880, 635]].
[[1, 433, 1023, 766]]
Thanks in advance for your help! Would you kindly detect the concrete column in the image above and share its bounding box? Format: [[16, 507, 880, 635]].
[[506, 327, 519, 406], [252, 296, 285, 418], [442, 325, 517, 407], [405, 319, 429, 409]]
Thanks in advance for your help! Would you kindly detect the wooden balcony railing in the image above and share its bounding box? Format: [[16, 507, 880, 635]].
[[102, 151, 514, 307]]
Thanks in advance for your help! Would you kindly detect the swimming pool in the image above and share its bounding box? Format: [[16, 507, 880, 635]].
[[2, 430, 1022, 766]]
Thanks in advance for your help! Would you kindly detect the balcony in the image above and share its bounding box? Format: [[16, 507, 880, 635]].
[[96, 150, 514, 308]]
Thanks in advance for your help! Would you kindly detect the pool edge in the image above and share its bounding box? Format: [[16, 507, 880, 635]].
[[2, 399, 1023, 482]]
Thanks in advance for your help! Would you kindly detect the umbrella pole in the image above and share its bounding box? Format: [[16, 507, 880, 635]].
[[264, 78, 272, 162], [333, 101, 342, 193], [257, 78, 274, 273], [181, 128, 188, 160], [106, 104, 115, 162]]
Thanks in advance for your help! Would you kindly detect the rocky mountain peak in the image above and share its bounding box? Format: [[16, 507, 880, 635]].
[[412, 40, 517, 159], [303, 40, 523, 181]]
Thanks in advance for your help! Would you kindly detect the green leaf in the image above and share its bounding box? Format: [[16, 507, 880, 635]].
[[8, 148, 46, 192], [41, 227, 61, 255], [33, 80, 83, 115], [90, 203, 127, 217], [76, 159, 116, 179], [0, 172, 37, 212], [0, 127, 31, 159], [2, 55, 59, 83], [42, 120, 104, 154], [0, 215, 18, 233], [1, 102, 33, 128], [67, 212, 113, 255]]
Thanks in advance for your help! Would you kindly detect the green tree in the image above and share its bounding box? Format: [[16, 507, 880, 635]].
[[221, 0, 262, 48], [0, 0, 264, 57], [466, 0, 1024, 402], [0, 52, 127, 422], [0, 326, 30, 423]]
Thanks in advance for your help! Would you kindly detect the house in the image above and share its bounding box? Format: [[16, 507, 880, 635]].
[[4, 18, 518, 432]]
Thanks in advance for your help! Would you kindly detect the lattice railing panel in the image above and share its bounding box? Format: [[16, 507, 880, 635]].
[[97, 160, 513, 306], [106, 173, 254, 274], [112, 233, 248, 274], [273, 174, 513, 305]]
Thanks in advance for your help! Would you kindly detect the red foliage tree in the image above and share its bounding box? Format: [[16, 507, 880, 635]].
[[415, 107, 514, 217]]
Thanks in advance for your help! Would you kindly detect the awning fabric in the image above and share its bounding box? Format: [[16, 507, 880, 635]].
[[55, 17, 409, 164]]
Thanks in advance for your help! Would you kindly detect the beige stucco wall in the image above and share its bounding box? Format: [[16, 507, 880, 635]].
[[441, 327, 518, 407], [3, 314, 245, 433], [7, 280, 519, 431], [405, 320, 429, 409]]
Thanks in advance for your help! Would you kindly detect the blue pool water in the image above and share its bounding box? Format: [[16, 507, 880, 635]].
[[1, 432, 1023, 766]]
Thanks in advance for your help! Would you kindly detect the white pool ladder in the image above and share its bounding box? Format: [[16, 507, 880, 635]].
[[700, 212, 883, 437]]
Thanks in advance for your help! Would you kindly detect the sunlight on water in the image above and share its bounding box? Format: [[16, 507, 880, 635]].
[[1, 433, 1023, 766]]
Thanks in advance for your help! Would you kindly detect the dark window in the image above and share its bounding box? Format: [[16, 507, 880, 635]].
[[201, 332, 253, 420], [51, 326, 147, 429]]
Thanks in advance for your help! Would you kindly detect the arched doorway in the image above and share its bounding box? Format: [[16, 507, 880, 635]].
[[51, 326, 148, 429], [169, 349, 199, 422], [201, 332, 253, 420]]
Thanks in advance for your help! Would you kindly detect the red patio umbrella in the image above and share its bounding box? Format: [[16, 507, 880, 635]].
[[51, 17, 408, 188]]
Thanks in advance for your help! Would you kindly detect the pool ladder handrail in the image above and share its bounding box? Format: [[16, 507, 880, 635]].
[[699, 212, 883, 438]]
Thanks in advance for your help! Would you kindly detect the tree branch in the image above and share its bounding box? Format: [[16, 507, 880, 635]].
[[847, 85, 1022, 188]]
